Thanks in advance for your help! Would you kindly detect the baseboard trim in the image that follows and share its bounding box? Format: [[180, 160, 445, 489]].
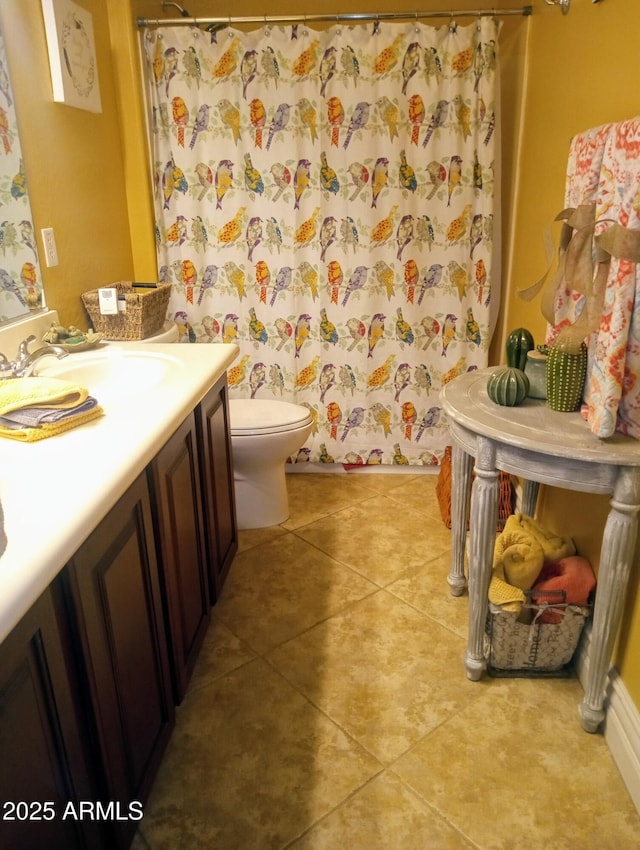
[[575, 625, 640, 814]]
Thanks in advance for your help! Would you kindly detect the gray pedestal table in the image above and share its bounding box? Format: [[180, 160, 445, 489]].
[[440, 366, 640, 733]]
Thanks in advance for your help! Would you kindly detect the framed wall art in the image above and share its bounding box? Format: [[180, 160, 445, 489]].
[[42, 0, 101, 112]]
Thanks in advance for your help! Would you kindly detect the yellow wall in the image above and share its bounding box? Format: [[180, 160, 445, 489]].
[[505, 0, 640, 345], [505, 0, 640, 704], [0, 0, 137, 329], [1, 0, 638, 707]]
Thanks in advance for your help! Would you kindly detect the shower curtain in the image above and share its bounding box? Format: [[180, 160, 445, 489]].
[[142, 18, 500, 466]]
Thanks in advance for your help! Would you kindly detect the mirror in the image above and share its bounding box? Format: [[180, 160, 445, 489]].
[[0, 23, 45, 326]]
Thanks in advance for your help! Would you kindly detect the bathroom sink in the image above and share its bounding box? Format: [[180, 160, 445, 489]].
[[34, 348, 183, 402]]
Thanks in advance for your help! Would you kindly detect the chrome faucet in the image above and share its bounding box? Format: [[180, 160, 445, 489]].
[[0, 352, 12, 377], [0, 334, 69, 378]]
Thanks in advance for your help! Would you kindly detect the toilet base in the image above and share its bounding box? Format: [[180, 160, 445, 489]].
[[229, 399, 313, 530], [234, 466, 290, 529]]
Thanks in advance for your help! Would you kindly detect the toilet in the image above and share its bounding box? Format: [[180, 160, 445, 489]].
[[101, 321, 180, 345], [143, 321, 181, 343], [229, 398, 313, 529], [108, 324, 312, 529]]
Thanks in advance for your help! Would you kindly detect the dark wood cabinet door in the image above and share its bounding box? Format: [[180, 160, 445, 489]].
[[148, 413, 210, 703], [196, 377, 238, 602], [0, 583, 105, 850], [64, 473, 174, 850]]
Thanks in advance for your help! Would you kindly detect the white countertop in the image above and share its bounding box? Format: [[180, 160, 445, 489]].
[[0, 340, 239, 643]]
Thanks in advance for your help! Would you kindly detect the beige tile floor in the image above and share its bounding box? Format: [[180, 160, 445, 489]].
[[133, 472, 640, 850]]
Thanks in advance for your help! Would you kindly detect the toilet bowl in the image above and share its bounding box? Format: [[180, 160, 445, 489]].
[[229, 398, 313, 529], [101, 321, 180, 345], [144, 321, 181, 343]]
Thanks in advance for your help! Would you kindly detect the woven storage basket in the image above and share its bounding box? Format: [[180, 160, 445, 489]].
[[436, 445, 513, 532], [82, 282, 171, 341], [484, 597, 590, 677]]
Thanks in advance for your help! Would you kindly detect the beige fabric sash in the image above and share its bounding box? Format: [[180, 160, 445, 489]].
[[518, 203, 640, 337]]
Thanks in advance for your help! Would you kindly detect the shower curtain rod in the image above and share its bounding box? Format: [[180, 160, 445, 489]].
[[137, 6, 532, 28]]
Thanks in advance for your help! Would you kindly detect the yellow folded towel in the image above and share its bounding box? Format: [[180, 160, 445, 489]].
[[0, 405, 104, 442], [0, 377, 103, 441], [0, 377, 88, 415], [487, 573, 526, 612], [494, 532, 544, 591], [509, 513, 576, 563], [489, 514, 576, 614]]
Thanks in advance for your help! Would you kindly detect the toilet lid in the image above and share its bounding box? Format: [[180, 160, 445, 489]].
[[230, 399, 313, 435]]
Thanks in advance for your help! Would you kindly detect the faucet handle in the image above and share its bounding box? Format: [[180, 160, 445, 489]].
[[17, 335, 37, 359], [0, 352, 15, 377], [16, 335, 38, 368]]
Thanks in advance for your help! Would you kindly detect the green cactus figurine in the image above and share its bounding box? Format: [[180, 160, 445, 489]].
[[546, 329, 587, 412], [487, 366, 530, 407], [505, 327, 535, 371]]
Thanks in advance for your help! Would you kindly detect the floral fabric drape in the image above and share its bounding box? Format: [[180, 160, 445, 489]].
[[0, 30, 43, 322], [553, 118, 640, 440], [143, 18, 500, 465]]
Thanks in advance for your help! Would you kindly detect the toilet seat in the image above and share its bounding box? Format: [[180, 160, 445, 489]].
[[230, 399, 312, 436]]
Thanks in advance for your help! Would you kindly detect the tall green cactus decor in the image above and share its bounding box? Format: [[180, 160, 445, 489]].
[[505, 327, 535, 370], [546, 329, 588, 412]]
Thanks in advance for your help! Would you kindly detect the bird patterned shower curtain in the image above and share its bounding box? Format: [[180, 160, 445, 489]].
[[142, 17, 500, 466]]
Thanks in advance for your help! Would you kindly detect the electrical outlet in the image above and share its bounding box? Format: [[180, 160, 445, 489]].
[[41, 227, 59, 267]]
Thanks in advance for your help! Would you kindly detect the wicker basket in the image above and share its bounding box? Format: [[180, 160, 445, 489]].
[[82, 282, 171, 341], [485, 597, 590, 677], [436, 445, 513, 532]]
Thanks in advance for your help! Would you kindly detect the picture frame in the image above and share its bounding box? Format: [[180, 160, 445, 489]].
[[41, 0, 101, 113]]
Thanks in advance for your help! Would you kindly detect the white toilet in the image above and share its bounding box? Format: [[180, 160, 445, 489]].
[[143, 321, 181, 343], [107, 323, 312, 529], [229, 398, 313, 529], [102, 321, 180, 345]]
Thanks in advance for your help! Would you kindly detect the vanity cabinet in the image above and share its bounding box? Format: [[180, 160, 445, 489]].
[[197, 378, 238, 602], [147, 374, 237, 701], [63, 472, 175, 850], [0, 373, 237, 850], [0, 582, 106, 850], [148, 412, 210, 703]]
